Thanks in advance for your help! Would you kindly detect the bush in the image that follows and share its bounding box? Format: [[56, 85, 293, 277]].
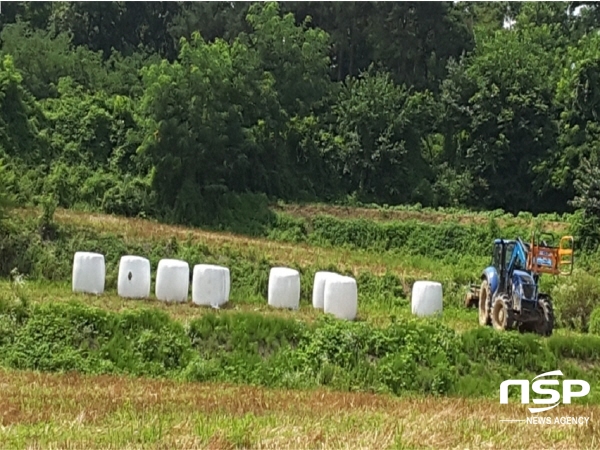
[[1, 299, 600, 400], [101, 176, 156, 218], [0, 159, 14, 223], [590, 307, 600, 335], [551, 270, 600, 332]]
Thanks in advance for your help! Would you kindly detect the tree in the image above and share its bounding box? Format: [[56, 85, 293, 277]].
[[0, 159, 13, 223], [331, 69, 435, 204], [440, 19, 562, 213], [552, 33, 600, 212], [570, 156, 600, 249]]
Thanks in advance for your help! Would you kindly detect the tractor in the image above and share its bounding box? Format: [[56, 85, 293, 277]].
[[464, 232, 574, 336]]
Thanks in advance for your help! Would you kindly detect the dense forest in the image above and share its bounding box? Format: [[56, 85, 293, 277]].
[[1, 1, 600, 231]]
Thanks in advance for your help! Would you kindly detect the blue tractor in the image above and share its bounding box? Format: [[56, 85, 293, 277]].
[[465, 232, 574, 336]]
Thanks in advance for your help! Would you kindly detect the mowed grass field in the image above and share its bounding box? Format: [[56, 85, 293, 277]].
[[2, 368, 598, 449], [1, 205, 597, 449]]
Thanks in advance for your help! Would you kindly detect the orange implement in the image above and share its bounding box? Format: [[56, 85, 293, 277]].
[[526, 232, 574, 276]]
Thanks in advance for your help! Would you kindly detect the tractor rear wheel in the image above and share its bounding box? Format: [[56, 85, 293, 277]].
[[492, 296, 515, 331], [534, 294, 554, 336], [479, 279, 492, 326]]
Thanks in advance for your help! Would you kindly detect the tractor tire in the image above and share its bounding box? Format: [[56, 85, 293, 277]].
[[534, 294, 554, 337], [492, 295, 515, 331], [479, 279, 492, 327]]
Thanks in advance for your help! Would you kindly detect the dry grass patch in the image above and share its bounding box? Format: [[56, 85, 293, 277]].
[[14, 207, 434, 279], [0, 369, 597, 449]]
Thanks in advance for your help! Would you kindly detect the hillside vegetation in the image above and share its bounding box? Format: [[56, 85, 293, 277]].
[[1, 2, 600, 250], [4, 202, 600, 326]]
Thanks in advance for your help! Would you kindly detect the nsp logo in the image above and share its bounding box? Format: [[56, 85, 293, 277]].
[[500, 370, 590, 413]]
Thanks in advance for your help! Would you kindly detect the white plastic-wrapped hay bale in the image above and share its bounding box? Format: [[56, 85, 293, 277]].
[[224, 269, 231, 301], [268, 267, 300, 309], [312, 271, 340, 309], [323, 275, 358, 320], [411, 281, 443, 317], [117, 255, 151, 299], [192, 264, 230, 307], [155, 259, 189, 302], [72, 251, 105, 295]]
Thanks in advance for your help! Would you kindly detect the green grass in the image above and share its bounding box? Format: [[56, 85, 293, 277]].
[[3, 207, 576, 314], [0, 278, 479, 331], [2, 289, 600, 402]]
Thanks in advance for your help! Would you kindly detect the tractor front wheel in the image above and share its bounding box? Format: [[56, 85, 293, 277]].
[[534, 295, 554, 336], [479, 279, 492, 326], [492, 296, 515, 331]]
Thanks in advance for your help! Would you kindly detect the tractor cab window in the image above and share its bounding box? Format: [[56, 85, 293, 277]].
[[492, 241, 515, 271], [505, 242, 516, 269], [492, 243, 502, 270]]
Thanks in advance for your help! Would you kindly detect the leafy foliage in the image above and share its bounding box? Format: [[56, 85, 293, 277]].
[[0, 159, 13, 223], [589, 306, 600, 335], [0, 2, 600, 250], [0, 2, 600, 242]]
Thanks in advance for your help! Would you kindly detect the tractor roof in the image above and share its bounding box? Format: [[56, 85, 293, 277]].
[[493, 239, 516, 244]]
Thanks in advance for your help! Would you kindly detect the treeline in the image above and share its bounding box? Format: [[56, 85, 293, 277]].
[[1, 1, 600, 232]]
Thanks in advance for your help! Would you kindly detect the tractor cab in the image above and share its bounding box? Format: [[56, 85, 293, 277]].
[[490, 239, 528, 290], [491, 239, 524, 273], [491, 239, 504, 271]]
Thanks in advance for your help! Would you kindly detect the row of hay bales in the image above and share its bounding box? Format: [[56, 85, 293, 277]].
[[72, 251, 444, 321]]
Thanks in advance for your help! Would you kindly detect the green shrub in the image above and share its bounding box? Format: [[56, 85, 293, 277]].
[[2, 301, 194, 377], [589, 307, 600, 335], [1, 299, 600, 401], [101, 176, 156, 218], [267, 213, 308, 243], [546, 334, 600, 360], [461, 327, 556, 373], [551, 270, 600, 332]]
